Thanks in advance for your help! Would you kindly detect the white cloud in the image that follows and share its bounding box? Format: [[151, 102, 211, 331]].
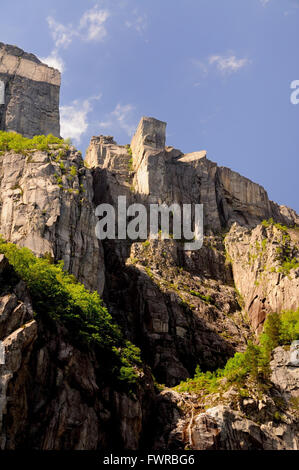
[[47, 16, 75, 49], [192, 53, 250, 80], [60, 94, 102, 143], [208, 54, 250, 74], [44, 6, 110, 74], [125, 10, 147, 34], [79, 7, 110, 41], [41, 50, 65, 73], [99, 103, 137, 137], [260, 0, 271, 6]]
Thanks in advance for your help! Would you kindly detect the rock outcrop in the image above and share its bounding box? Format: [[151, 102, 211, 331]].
[[0, 43, 60, 138], [86, 117, 298, 232], [225, 223, 299, 333], [0, 144, 105, 294]]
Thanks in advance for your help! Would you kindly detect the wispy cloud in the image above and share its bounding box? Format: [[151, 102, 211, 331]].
[[60, 94, 102, 143], [192, 52, 250, 78], [42, 6, 110, 72], [47, 16, 75, 49], [125, 9, 147, 34], [79, 7, 110, 41], [99, 103, 137, 137], [208, 54, 250, 74]]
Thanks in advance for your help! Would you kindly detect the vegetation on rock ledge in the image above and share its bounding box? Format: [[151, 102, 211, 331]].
[[0, 131, 69, 155], [175, 309, 299, 395], [0, 238, 142, 388]]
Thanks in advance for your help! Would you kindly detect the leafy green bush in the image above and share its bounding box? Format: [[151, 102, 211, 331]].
[[0, 131, 66, 154], [277, 258, 299, 275], [0, 238, 142, 387], [280, 309, 299, 343], [190, 290, 214, 304], [261, 218, 289, 233], [261, 310, 299, 350], [70, 165, 77, 177], [260, 312, 281, 354], [125, 144, 133, 156]]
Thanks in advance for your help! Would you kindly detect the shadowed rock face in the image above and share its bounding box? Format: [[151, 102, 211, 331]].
[[0, 255, 155, 450], [0, 43, 60, 138]]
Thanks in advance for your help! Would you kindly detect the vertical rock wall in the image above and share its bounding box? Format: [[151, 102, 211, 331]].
[[0, 43, 60, 138]]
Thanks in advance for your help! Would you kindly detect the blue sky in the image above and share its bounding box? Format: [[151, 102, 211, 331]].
[[1, 0, 299, 211]]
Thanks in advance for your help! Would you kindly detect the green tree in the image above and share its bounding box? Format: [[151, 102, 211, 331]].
[[261, 312, 281, 355]]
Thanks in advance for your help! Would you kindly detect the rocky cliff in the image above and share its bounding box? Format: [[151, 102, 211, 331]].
[[0, 43, 60, 138], [225, 223, 299, 333], [0, 110, 298, 450], [86, 117, 298, 230], [0, 141, 104, 294], [0, 254, 155, 450], [153, 343, 299, 450]]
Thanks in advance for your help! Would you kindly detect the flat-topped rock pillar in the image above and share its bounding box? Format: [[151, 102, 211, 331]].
[[130, 116, 166, 169]]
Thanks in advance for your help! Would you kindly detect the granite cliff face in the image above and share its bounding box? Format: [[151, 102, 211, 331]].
[[86, 117, 298, 231], [105, 116, 297, 229], [225, 223, 299, 333], [0, 43, 60, 138], [0, 96, 298, 450], [0, 143, 105, 294]]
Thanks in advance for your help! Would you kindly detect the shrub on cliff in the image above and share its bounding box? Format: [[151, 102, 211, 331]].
[[261, 310, 299, 351], [0, 238, 142, 388], [0, 131, 66, 154], [175, 309, 299, 395]]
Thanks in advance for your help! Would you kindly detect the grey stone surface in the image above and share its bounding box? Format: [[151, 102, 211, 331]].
[[225, 223, 299, 333], [0, 146, 105, 295], [89, 116, 299, 229], [289, 340, 299, 367], [0, 43, 60, 138], [153, 345, 299, 450]]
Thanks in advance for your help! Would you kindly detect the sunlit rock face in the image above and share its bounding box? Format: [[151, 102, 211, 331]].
[[0, 147, 105, 295], [87, 116, 298, 230], [0, 43, 60, 138]]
